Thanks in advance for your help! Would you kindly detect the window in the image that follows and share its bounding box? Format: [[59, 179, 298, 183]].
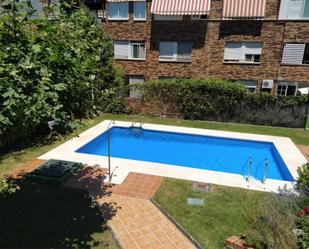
[[236, 80, 257, 93], [114, 41, 146, 60], [159, 42, 192, 62], [154, 15, 183, 21], [279, 0, 309, 19], [224, 42, 262, 64], [282, 43, 309, 65], [134, 1, 146, 20], [130, 42, 146, 59], [303, 44, 309, 64], [277, 82, 298, 96], [158, 76, 177, 81], [128, 76, 144, 98], [108, 2, 128, 20], [191, 15, 208, 20]]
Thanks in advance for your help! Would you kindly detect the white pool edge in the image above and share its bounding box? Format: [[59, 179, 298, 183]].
[[38, 120, 308, 192]]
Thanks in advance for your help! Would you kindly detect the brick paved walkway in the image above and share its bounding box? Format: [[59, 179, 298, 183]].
[[64, 169, 196, 248], [97, 194, 196, 249], [111, 173, 162, 199]]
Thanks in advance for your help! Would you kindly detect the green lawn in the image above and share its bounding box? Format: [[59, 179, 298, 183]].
[[1, 113, 308, 178], [153, 178, 269, 249], [0, 180, 119, 249]]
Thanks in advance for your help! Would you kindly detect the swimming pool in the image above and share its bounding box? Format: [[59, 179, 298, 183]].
[[76, 126, 294, 182]]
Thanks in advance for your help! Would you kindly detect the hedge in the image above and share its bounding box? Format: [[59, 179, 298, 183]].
[[136, 79, 309, 128]]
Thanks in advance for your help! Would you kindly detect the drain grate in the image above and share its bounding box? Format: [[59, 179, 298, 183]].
[[187, 198, 205, 206], [192, 182, 211, 193]]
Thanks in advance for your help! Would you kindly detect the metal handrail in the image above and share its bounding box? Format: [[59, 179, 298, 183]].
[[262, 158, 268, 183], [246, 156, 253, 182]]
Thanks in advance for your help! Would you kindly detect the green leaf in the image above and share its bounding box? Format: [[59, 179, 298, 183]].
[[54, 83, 67, 91]]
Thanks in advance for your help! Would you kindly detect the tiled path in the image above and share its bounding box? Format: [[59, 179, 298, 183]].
[[111, 173, 162, 199], [62, 167, 195, 248], [97, 194, 196, 249]]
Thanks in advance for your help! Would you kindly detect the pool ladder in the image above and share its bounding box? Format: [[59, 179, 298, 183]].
[[246, 157, 269, 183], [131, 121, 143, 128], [262, 159, 269, 184], [246, 157, 253, 182]]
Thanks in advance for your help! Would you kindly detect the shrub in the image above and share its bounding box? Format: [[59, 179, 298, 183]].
[[0, 179, 20, 196], [243, 187, 305, 249], [296, 164, 309, 194], [138, 79, 309, 127]]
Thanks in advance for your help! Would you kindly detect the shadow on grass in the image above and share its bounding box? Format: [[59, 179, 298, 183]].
[[0, 179, 118, 249]]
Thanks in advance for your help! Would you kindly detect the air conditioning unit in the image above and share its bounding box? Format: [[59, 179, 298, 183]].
[[262, 80, 274, 89]]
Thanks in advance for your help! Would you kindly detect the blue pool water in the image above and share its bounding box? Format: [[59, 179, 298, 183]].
[[76, 127, 294, 182]]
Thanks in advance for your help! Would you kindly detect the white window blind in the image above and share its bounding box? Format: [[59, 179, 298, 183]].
[[129, 76, 144, 98], [224, 43, 242, 60], [114, 41, 129, 59], [282, 43, 306, 65], [244, 43, 263, 55]]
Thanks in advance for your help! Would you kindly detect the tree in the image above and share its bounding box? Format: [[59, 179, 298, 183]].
[[0, 1, 125, 149]]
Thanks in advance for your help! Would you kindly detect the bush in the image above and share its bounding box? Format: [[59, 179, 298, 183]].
[[243, 187, 308, 249], [138, 79, 309, 127], [243, 163, 309, 249], [0, 1, 126, 149], [0, 179, 19, 196], [296, 164, 309, 194]]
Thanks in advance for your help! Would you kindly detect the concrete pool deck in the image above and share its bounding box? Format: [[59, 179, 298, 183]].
[[38, 120, 308, 192]]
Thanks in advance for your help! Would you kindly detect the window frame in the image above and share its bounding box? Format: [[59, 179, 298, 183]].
[[276, 82, 298, 96], [159, 41, 192, 62], [281, 43, 309, 65], [108, 2, 129, 21], [114, 41, 146, 60], [235, 80, 257, 93], [279, 0, 309, 20], [134, 1, 147, 21], [128, 75, 144, 99], [223, 42, 263, 64], [129, 42, 146, 60]]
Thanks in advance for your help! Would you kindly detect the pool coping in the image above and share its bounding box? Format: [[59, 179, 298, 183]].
[[38, 120, 308, 192]]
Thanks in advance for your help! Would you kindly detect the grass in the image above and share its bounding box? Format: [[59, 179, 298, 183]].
[[1, 113, 308, 178], [153, 178, 269, 249], [0, 180, 119, 249]]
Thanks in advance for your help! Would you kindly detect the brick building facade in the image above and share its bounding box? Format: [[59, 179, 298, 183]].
[[101, 0, 309, 96]]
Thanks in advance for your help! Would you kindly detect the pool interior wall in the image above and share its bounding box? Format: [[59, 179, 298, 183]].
[[76, 126, 294, 182]]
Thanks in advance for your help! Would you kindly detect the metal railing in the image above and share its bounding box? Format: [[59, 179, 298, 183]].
[[246, 156, 253, 182], [262, 158, 269, 183]]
